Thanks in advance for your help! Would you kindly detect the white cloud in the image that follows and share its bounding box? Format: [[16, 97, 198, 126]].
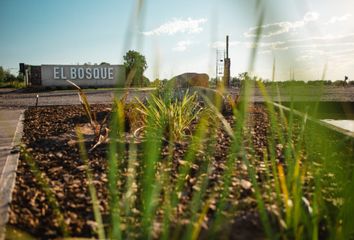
[[244, 11, 319, 38], [259, 50, 271, 55], [211, 40, 286, 50], [296, 49, 325, 61], [244, 33, 354, 53], [326, 14, 352, 24], [282, 33, 354, 49], [212, 33, 354, 54], [256, 41, 286, 49], [172, 40, 193, 52], [143, 18, 207, 36], [303, 12, 319, 22], [296, 48, 354, 65], [329, 48, 354, 57], [296, 55, 314, 61], [244, 22, 292, 38]]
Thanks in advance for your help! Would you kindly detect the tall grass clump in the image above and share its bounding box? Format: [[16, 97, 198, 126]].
[[136, 90, 204, 141]]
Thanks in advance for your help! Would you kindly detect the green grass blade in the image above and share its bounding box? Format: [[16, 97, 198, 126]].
[[76, 132, 106, 240]]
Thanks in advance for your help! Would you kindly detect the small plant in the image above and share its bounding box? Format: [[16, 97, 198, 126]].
[[225, 94, 240, 113], [136, 90, 206, 141], [124, 101, 146, 135], [66, 80, 97, 128], [67, 80, 113, 151]]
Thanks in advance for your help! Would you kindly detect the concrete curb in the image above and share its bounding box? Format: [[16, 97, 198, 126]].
[[0, 111, 24, 240], [273, 102, 354, 138]]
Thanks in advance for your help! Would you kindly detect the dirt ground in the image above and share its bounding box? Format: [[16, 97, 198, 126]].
[[8, 104, 271, 239]]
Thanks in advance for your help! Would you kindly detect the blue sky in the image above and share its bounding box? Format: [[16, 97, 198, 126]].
[[1, 0, 354, 81]]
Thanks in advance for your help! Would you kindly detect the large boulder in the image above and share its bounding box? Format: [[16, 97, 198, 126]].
[[170, 72, 209, 88]]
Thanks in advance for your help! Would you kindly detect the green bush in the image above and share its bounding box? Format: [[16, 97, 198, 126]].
[[136, 91, 206, 141]]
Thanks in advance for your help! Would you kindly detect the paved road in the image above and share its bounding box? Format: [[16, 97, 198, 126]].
[[0, 88, 154, 109]]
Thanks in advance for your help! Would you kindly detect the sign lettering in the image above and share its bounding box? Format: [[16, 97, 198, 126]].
[[52, 66, 115, 80]]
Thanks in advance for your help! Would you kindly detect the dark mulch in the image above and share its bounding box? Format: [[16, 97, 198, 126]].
[[8, 104, 278, 239]]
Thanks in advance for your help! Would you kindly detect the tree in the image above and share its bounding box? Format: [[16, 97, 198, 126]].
[[150, 78, 161, 88], [238, 72, 250, 81], [0, 66, 16, 83], [230, 77, 241, 87], [0, 66, 5, 83], [123, 50, 148, 87]]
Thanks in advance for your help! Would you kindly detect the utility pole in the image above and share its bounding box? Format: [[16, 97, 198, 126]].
[[216, 49, 218, 86], [223, 35, 231, 88]]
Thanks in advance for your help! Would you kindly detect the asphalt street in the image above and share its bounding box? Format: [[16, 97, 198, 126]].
[[0, 88, 154, 109]]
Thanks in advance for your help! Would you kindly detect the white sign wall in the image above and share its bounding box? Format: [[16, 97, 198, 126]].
[[41, 64, 125, 87]]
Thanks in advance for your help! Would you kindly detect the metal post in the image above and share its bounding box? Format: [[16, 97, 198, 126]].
[[226, 35, 229, 59], [216, 50, 218, 86], [223, 35, 231, 88]]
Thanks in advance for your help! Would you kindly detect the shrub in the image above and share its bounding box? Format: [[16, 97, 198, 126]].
[[136, 91, 206, 141]]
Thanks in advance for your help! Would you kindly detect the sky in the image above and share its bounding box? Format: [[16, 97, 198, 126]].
[[1, 0, 354, 81]]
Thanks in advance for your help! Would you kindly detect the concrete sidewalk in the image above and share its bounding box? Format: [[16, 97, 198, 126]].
[[0, 109, 24, 239], [0, 110, 24, 175]]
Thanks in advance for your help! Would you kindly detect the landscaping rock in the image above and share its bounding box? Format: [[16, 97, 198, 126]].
[[170, 72, 209, 88]]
